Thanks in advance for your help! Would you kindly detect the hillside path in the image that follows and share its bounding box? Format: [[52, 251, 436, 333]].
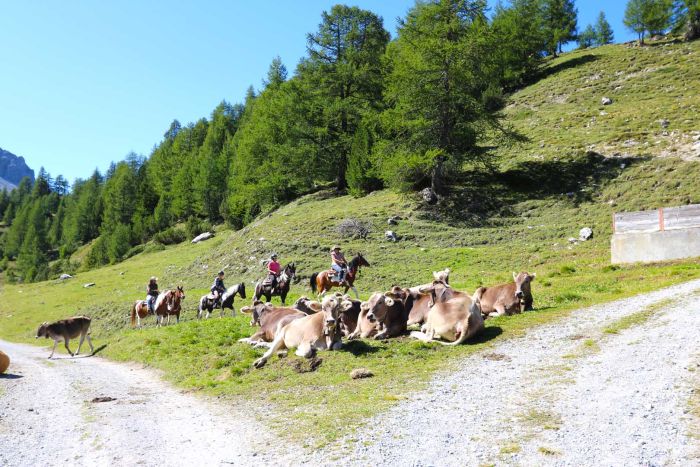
[[0, 339, 286, 467], [305, 279, 700, 466]]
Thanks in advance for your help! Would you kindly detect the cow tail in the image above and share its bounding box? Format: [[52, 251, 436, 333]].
[[310, 273, 318, 294], [130, 303, 136, 327]]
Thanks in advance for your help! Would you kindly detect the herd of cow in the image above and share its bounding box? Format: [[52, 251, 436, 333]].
[[33, 268, 536, 366]]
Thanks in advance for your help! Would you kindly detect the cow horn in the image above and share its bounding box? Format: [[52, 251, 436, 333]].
[[512, 271, 518, 281], [530, 272, 537, 280]]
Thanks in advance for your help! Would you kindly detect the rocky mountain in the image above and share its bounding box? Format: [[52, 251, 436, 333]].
[[0, 147, 34, 187], [0, 177, 16, 191]]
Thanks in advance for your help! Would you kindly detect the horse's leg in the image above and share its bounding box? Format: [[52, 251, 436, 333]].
[[176, 312, 180, 324], [281, 292, 287, 306], [351, 286, 360, 300]]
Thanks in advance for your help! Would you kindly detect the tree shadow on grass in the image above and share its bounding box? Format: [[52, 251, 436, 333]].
[[529, 54, 599, 84], [423, 152, 648, 227]]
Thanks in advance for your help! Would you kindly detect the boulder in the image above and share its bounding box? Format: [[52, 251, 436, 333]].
[[387, 216, 401, 225], [659, 119, 670, 129], [191, 232, 215, 244], [350, 368, 374, 379], [83, 282, 95, 288], [59, 274, 73, 280], [0, 349, 10, 373], [601, 97, 613, 106], [421, 187, 438, 204], [385, 231, 399, 242], [579, 227, 593, 241]]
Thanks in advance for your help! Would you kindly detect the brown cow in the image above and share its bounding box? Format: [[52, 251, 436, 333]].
[[253, 295, 353, 369], [35, 316, 94, 359], [348, 287, 408, 340], [239, 301, 308, 346], [410, 282, 484, 345], [406, 268, 451, 295], [292, 296, 322, 315], [405, 281, 467, 327], [474, 272, 536, 317]]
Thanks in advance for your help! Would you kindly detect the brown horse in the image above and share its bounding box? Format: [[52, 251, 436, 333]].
[[130, 300, 152, 329], [155, 287, 186, 326], [310, 253, 370, 299]]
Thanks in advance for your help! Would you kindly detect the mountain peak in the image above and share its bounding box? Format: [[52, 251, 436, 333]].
[[0, 147, 35, 186]]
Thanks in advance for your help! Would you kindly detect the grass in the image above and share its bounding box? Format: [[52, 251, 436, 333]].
[[603, 298, 673, 334], [2, 40, 700, 447]]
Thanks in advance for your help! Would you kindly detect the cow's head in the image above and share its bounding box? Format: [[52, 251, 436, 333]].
[[321, 295, 354, 335], [513, 272, 536, 299], [432, 268, 451, 284], [293, 296, 322, 314], [240, 300, 270, 326], [418, 280, 452, 306], [365, 287, 405, 323], [35, 322, 49, 339]]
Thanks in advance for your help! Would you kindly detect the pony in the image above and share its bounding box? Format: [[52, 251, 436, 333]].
[[155, 286, 186, 326], [130, 299, 152, 329], [310, 253, 370, 299], [253, 262, 296, 305], [197, 283, 247, 319]]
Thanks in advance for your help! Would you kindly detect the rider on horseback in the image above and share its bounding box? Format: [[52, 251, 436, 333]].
[[331, 245, 348, 285], [211, 270, 226, 304], [146, 277, 159, 314], [267, 253, 281, 291]]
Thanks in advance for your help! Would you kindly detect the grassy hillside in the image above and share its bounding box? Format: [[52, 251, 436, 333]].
[[2, 40, 700, 446]]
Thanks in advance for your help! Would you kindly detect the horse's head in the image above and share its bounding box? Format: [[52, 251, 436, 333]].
[[238, 282, 247, 299], [285, 263, 297, 282], [355, 253, 370, 268], [176, 286, 186, 301]]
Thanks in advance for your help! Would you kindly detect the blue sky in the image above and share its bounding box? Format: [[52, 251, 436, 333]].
[[0, 1, 634, 183]]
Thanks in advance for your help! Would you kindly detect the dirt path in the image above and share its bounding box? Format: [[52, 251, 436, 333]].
[[306, 279, 700, 466], [0, 340, 283, 466]]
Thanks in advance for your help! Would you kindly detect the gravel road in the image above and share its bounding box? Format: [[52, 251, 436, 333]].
[[306, 278, 700, 466], [0, 340, 284, 466], [1, 279, 698, 466]]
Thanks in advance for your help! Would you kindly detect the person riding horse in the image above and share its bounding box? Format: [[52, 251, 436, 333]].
[[210, 270, 226, 305], [266, 253, 281, 291], [331, 245, 348, 285], [146, 277, 159, 314]]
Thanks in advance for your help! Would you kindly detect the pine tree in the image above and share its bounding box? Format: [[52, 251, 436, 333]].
[[625, 0, 673, 44], [262, 56, 288, 89], [595, 11, 615, 44], [347, 120, 381, 197], [578, 24, 597, 48], [543, 0, 578, 56], [17, 201, 50, 281]]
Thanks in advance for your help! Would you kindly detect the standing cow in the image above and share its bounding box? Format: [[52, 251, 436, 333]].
[[35, 316, 94, 359]]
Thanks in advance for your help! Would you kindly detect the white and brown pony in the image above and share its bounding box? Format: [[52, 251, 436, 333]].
[[155, 286, 186, 326], [130, 300, 152, 329], [197, 283, 247, 319]]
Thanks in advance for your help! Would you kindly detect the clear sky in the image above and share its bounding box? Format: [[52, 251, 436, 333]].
[[0, 1, 634, 184]]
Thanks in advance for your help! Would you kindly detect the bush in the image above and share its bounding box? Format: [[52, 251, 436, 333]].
[[153, 227, 186, 245], [185, 217, 213, 239], [85, 236, 109, 269], [336, 218, 372, 239], [482, 85, 505, 112], [125, 244, 145, 259]]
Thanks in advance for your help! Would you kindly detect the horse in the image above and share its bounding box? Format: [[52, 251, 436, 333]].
[[253, 263, 296, 305], [130, 299, 152, 329], [198, 283, 247, 319], [155, 286, 186, 326], [310, 253, 370, 299]]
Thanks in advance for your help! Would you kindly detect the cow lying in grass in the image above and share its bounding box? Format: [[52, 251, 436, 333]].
[[253, 295, 353, 369], [410, 282, 484, 346], [348, 286, 408, 340], [474, 272, 536, 317], [35, 316, 94, 359], [239, 301, 308, 346], [405, 280, 468, 327], [407, 268, 451, 295]]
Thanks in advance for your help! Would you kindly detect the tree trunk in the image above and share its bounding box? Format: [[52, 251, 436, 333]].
[[686, 13, 700, 41], [431, 155, 447, 196]]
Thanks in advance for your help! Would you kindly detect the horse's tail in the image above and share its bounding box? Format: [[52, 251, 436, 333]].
[[130, 302, 136, 328], [310, 272, 318, 294]]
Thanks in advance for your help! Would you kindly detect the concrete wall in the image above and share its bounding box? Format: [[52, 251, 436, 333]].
[[611, 227, 700, 264]]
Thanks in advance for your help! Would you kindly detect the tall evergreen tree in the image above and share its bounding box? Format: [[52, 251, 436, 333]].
[[379, 0, 491, 194], [543, 0, 578, 56], [17, 201, 50, 281], [595, 11, 615, 45], [347, 119, 381, 197], [625, 0, 673, 44], [578, 24, 597, 48], [299, 4, 390, 191], [262, 56, 288, 89]]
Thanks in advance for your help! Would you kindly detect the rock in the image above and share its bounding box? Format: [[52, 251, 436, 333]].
[[350, 368, 374, 379], [579, 227, 593, 241], [191, 232, 215, 244], [568, 237, 578, 244], [59, 274, 72, 280], [659, 119, 670, 129], [0, 349, 10, 374], [385, 230, 399, 242], [566, 192, 575, 198], [620, 163, 626, 169], [387, 216, 402, 225], [83, 283, 95, 288], [608, 199, 617, 206], [601, 97, 613, 105], [600, 111, 608, 116], [421, 187, 438, 204]]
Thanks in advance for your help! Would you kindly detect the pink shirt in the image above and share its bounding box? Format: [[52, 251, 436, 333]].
[[268, 260, 281, 274]]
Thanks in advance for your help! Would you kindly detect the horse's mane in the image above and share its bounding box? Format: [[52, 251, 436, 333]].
[[348, 255, 361, 271], [154, 290, 169, 310]]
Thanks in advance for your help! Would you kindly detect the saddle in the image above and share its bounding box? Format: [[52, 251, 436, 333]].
[[262, 274, 277, 287], [206, 293, 217, 300]]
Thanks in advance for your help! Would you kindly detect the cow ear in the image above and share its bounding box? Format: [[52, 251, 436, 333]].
[[240, 306, 252, 314], [384, 297, 395, 307], [341, 300, 354, 311], [512, 271, 518, 281], [309, 301, 322, 312], [360, 302, 370, 311], [418, 285, 432, 294], [530, 272, 536, 280]]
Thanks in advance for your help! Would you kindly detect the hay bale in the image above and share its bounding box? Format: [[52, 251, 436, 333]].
[[0, 349, 10, 374]]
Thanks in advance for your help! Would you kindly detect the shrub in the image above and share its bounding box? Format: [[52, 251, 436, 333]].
[[153, 227, 186, 245], [186, 217, 213, 239], [336, 218, 372, 239]]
